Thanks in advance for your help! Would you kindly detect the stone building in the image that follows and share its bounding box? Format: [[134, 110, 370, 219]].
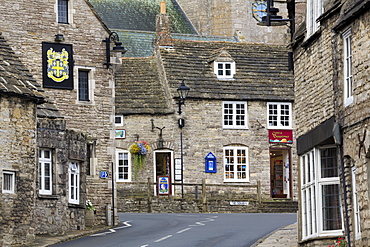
[[0, 0, 122, 244], [114, 7, 298, 213], [292, 0, 370, 246], [0, 33, 46, 246]]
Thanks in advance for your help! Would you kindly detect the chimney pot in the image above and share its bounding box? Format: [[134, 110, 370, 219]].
[[160, 1, 166, 14]]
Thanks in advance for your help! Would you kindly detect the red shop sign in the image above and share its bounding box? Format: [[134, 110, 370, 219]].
[[268, 130, 293, 143]]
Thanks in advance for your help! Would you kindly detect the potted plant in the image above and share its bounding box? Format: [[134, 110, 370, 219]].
[[85, 200, 95, 227]]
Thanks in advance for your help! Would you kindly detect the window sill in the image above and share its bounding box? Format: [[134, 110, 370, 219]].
[[68, 203, 85, 209], [301, 29, 322, 48], [38, 194, 59, 200]]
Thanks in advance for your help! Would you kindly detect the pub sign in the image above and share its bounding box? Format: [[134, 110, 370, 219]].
[[268, 130, 293, 143], [42, 42, 74, 89]]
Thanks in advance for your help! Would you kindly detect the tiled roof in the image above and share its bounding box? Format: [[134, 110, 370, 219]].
[[0, 33, 46, 103], [115, 57, 173, 115], [161, 40, 294, 101], [116, 40, 294, 115], [88, 0, 196, 34], [114, 29, 236, 58]]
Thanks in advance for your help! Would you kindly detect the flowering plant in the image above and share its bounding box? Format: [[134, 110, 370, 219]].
[[86, 200, 94, 211], [328, 237, 347, 247], [129, 141, 150, 178]]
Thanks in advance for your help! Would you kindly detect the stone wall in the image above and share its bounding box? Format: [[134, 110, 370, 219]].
[[0, 0, 116, 226], [35, 118, 87, 235], [0, 95, 37, 246], [293, 1, 370, 246], [176, 0, 290, 44], [115, 99, 298, 201]]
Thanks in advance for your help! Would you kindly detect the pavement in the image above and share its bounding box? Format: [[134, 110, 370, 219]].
[[31, 221, 298, 247]]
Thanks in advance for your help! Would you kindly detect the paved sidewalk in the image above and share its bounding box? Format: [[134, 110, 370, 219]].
[[252, 222, 298, 247], [30, 225, 111, 247]]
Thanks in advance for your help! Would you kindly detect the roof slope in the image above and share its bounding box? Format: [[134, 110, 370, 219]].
[[116, 40, 294, 115], [161, 40, 294, 101], [115, 57, 173, 115], [88, 0, 195, 34], [0, 33, 45, 103]]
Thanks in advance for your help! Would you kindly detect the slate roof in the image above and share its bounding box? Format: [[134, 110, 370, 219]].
[[115, 57, 173, 115], [116, 40, 294, 115], [0, 33, 63, 119], [88, 0, 196, 34], [162, 40, 294, 101], [0, 33, 46, 103]]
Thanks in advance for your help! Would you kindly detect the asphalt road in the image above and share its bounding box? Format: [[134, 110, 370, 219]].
[[53, 213, 297, 247]]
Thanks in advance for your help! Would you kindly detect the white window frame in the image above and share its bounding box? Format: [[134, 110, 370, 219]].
[[301, 147, 344, 240], [2, 171, 15, 194], [68, 161, 80, 204], [56, 0, 74, 24], [115, 115, 124, 126], [222, 101, 248, 129], [223, 146, 249, 182], [267, 102, 292, 129], [214, 61, 236, 79], [306, 0, 323, 37], [352, 166, 361, 240], [116, 150, 131, 182], [74, 66, 95, 105], [343, 28, 353, 107], [39, 149, 53, 195]]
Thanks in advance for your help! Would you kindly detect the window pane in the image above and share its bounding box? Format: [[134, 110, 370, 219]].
[[78, 70, 89, 101], [320, 148, 338, 178], [322, 184, 342, 230], [58, 0, 68, 23]]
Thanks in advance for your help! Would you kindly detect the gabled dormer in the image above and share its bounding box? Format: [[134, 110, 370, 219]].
[[209, 48, 236, 79]]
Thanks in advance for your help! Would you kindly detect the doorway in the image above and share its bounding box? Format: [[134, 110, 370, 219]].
[[270, 148, 291, 198], [153, 150, 173, 195]]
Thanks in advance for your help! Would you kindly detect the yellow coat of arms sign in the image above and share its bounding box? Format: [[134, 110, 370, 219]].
[[42, 42, 73, 89]]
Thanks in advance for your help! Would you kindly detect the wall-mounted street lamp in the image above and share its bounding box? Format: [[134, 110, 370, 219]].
[[102, 31, 127, 69], [177, 80, 190, 199], [257, 0, 295, 71], [54, 34, 65, 42]]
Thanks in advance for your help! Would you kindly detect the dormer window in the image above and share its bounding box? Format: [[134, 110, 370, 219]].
[[215, 62, 235, 79], [209, 48, 236, 79]]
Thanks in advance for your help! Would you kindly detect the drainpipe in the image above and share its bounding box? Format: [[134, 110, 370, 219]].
[[333, 122, 351, 247]]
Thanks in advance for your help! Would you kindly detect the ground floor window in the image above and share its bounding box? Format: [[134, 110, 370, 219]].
[[2, 171, 15, 193], [68, 162, 80, 204], [39, 149, 52, 195], [352, 166, 361, 239], [117, 150, 131, 182], [223, 146, 249, 182], [301, 147, 343, 239]]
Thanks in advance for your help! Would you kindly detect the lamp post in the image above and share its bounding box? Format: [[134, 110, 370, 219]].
[[177, 80, 190, 199]]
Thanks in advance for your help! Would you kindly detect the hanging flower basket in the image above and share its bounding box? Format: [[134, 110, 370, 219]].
[[129, 141, 150, 178]]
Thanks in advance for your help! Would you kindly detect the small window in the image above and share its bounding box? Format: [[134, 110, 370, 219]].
[[58, 0, 69, 24], [267, 102, 292, 129], [115, 115, 124, 126], [222, 101, 248, 129], [343, 29, 353, 106], [39, 149, 53, 195], [68, 162, 80, 204], [78, 70, 89, 101], [116, 150, 131, 182], [224, 146, 249, 182], [214, 62, 235, 79], [2, 171, 15, 194], [352, 167, 361, 239]]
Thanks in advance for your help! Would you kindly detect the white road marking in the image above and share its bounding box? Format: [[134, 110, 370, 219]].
[[177, 228, 191, 234], [90, 221, 132, 237], [154, 235, 173, 242]]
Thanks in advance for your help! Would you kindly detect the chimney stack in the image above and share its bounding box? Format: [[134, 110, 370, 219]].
[[155, 1, 173, 47]]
